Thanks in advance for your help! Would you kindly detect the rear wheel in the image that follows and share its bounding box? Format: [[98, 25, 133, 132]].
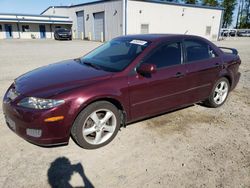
[[71, 101, 120, 149], [204, 77, 230, 108]]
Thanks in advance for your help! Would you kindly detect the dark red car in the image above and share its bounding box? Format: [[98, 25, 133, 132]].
[[3, 34, 241, 149]]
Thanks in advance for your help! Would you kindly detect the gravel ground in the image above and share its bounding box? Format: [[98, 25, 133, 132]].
[[0, 38, 249, 188]]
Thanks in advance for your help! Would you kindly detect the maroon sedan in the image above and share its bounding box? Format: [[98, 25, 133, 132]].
[[3, 34, 241, 149]]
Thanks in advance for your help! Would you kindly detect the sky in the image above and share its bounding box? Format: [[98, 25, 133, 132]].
[[0, 0, 97, 14], [0, 0, 239, 28]]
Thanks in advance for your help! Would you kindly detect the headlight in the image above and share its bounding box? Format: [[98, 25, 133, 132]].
[[17, 97, 65, 109]]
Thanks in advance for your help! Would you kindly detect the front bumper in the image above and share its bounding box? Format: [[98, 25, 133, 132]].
[[58, 34, 72, 39], [2, 96, 71, 147]]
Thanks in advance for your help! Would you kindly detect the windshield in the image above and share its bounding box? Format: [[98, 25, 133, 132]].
[[57, 28, 70, 32], [81, 38, 150, 72]]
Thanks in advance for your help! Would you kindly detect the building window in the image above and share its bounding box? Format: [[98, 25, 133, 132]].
[[141, 24, 149, 34], [22, 25, 30, 32], [205, 26, 211, 35], [0, 25, 2, 32]]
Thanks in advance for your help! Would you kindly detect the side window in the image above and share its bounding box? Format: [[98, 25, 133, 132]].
[[144, 42, 182, 68], [184, 40, 216, 62], [208, 46, 217, 58]]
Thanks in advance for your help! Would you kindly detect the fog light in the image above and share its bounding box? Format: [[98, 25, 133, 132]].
[[44, 116, 64, 122], [26, 129, 42, 138]]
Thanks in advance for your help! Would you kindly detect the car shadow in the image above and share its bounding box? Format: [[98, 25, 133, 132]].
[[126, 104, 195, 127], [47, 157, 94, 188]]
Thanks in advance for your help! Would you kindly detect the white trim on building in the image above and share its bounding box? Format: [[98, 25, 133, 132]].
[[0, 13, 72, 39]]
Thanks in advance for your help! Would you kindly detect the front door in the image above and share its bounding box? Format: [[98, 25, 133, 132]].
[[39, 25, 46, 39], [128, 42, 188, 120], [4, 24, 13, 38]]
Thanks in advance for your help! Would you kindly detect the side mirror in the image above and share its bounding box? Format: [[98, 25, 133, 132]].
[[137, 63, 157, 75]]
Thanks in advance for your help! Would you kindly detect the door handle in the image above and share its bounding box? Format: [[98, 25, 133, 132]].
[[175, 72, 184, 78]]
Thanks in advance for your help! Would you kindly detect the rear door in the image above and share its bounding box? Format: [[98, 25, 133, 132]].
[[128, 41, 189, 120], [183, 39, 222, 103]]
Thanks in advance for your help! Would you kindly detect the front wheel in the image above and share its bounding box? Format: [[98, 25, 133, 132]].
[[71, 101, 121, 149], [204, 77, 230, 108]]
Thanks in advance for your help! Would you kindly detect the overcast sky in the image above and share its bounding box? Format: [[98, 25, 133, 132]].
[[0, 0, 97, 14]]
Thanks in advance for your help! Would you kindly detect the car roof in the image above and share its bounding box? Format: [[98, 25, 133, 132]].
[[115, 34, 203, 42]]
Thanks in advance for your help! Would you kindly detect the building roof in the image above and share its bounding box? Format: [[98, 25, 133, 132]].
[[40, 0, 223, 15], [0, 13, 72, 24]]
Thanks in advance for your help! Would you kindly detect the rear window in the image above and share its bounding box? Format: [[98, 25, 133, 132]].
[[184, 40, 216, 62]]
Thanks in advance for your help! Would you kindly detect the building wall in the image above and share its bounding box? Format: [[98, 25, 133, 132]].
[[42, 1, 123, 41], [0, 22, 19, 39], [0, 22, 71, 39], [127, 0, 223, 41], [42, 7, 70, 17]]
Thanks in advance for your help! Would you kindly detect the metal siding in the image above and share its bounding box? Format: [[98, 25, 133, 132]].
[[76, 11, 84, 39], [93, 12, 104, 41], [68, 0, 123, 41], [127, 0, 222, 41]]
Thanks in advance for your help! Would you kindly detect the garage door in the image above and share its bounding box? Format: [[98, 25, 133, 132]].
[[76, 11, 84, 39], [93, 12, 105, 41]]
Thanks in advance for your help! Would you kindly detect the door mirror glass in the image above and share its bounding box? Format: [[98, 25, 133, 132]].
[[137, 63, 157, 75]]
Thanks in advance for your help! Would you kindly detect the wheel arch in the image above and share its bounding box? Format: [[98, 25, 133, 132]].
[[73, 96, 128, 129]]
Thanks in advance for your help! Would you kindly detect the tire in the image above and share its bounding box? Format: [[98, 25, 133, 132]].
[[71, 101, 121, 149], [204, 77, 230, 108]]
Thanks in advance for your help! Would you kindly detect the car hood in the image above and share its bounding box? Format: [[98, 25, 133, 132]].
[[14, 59, 113, 97]]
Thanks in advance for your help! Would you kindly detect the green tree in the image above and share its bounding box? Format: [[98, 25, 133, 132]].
[[202, 0, 219, 6], [222, 0, 237, 28], [185, 0, 196, 4]]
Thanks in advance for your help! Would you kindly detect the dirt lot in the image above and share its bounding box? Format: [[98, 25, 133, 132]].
[[0, 38, 249, 188]]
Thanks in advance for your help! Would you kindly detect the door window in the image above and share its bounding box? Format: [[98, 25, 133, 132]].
[[184, 40, 216, 62], [144, 42, 182, 68], [0, 25, 2, 32]]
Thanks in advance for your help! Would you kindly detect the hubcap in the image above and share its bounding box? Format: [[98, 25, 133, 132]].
[[213, 81, 229, 105], [82, 109, 117, 145]]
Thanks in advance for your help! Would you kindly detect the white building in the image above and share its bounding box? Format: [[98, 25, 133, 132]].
[[41, 0, 224, 41], [0, 0, 223, 41], [0, 13, 72, 39]]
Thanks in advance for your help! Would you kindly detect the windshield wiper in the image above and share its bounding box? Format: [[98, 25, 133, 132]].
[[83, 61, 102, 70]]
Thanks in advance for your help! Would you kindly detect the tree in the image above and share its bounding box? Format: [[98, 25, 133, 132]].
[[235, 0, 250, 28], [185, 0, 196, 4], [222, 0, 237, 28], [202, 0, 219, 6]]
